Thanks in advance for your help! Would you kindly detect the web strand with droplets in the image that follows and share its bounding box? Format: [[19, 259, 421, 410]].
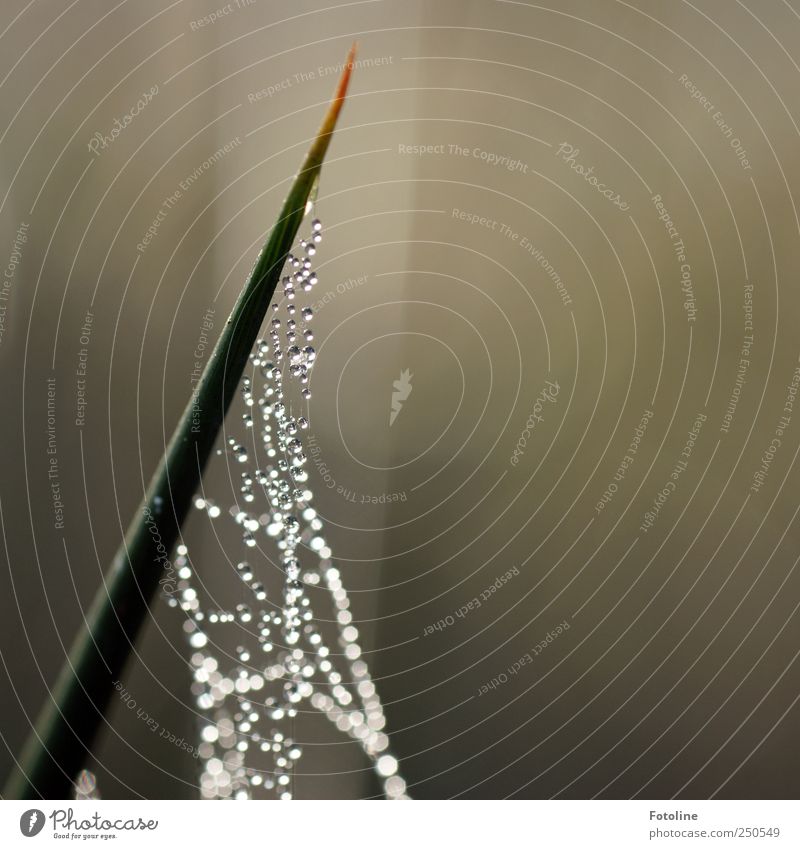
[[168, 217, 408, 800]]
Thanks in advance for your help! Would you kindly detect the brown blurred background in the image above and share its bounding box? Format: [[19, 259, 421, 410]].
[[1, 0, 800, 799]]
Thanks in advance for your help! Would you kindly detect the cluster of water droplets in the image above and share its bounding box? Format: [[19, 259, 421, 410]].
[[169, 218, 408, 800]]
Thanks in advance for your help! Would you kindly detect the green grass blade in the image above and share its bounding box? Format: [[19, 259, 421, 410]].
[[4, 44, 357, 800]]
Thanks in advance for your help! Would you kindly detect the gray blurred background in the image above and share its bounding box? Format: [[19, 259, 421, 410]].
[[2, 0, 800, 799]]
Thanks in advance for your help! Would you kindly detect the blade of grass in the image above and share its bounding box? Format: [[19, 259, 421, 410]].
[[5, 44, 357, 800]]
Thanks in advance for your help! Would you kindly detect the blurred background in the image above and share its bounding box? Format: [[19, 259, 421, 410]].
[[2, 0, 800, 799]]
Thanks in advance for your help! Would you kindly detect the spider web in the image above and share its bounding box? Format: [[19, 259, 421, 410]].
[[168, 219, 408, 800]]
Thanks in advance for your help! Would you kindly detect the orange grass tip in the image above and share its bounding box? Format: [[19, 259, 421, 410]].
[[336, 42, 358, 97]]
